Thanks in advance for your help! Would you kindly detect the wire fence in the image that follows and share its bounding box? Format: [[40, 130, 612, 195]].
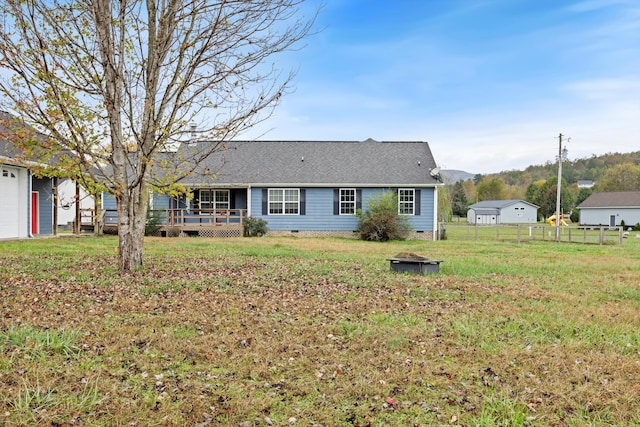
[[441, 223, 626, 245]]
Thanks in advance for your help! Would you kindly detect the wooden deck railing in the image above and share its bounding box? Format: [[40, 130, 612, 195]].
[[78, 208, 105, 233], [103, 208, 247, 228]]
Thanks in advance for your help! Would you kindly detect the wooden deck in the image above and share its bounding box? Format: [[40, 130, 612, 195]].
[[100, 208, 247, 237]]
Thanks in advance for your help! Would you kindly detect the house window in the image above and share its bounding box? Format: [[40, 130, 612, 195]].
[[199, 190, 211, 210], [269, 188, 299, 215], [198, 189, 229, 212], [398, 189, 415, 215], [1, 168, 16, 178], [215, 190, 229, 209], [340, 188, 356, 215]]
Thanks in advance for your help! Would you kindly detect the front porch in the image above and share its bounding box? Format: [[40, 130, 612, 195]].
[[102, 208, 247, 237]]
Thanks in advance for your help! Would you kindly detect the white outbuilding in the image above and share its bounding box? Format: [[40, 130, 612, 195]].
[[467, 200, 539, 225], [578, 191, 640, 227]]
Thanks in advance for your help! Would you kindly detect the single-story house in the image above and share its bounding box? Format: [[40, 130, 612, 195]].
[[102, 139, 443, 239], [577, 180, 595, 189], [577, 191, 640, 227], [0, 114, 55, 239], [467, 200, 539, 225]]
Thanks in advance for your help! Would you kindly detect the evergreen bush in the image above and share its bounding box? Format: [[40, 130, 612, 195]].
[[357, 191, 411, 241], [145, 209, 163, 236], [244, 217, 268, 237]]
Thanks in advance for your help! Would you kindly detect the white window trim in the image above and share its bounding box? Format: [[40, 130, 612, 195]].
[[269, 188, 300, 215], [198, 189, 230, 213], [398, 188, 415, 216], [339, 188, 356, 215], [213, 189, 230, 210]]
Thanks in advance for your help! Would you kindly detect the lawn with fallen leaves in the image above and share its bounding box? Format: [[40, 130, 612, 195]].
[[1, 235, 639, 426]]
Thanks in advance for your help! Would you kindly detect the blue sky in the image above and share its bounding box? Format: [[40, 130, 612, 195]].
[[246, 0, 640, 174]]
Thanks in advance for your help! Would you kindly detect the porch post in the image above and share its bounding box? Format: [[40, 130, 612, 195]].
[[53, 177, 59, 236], [74, 180, 80, 235], [246, 187, 252, 218]]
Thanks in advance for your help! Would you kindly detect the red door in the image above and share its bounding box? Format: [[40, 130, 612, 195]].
[[31, 192, 38, 234]]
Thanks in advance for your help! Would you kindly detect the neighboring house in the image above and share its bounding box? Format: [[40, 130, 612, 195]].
[[0, 114, 55, 239], [577, 180, 595, 189], [56, 178, 95, 229], [467, 200, 539, 225], [102, 139, 443, 239], [577, 191, 640, 227]]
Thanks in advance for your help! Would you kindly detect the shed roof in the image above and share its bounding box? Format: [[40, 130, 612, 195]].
[[578, 191, 640, 209], [471, 208, 499, 215], [175, 139, 441, 187]]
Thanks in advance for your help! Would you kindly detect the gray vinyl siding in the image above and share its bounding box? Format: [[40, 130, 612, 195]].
[[152, 193, 172, 210], [467, 200, 538, 224], [579, 208, 640, 227], [101, 186, 437, 233], [498, 202, 538, 224], [252, 187, 356, 231], [102, 193, 118, 210], [102, 193, 118, 225], [103, 191, 242, 214], [251, 187, 436, 232], [407, 187, 435, 232], [103, 193, 175, 211], [32, 177, 54, 235]]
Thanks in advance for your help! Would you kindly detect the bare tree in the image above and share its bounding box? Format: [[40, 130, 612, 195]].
[[0, 0, 315, 271]]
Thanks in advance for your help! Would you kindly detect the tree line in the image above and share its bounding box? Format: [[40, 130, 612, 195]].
[[439, 151, 640, 222]]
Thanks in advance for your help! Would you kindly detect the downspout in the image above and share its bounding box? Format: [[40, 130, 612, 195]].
[[433, 186, 438, 241], [247, 186, 252, 218], [28, 169, 33, 238], [74, 180, 81, 235], [53, 177, 58, 236]]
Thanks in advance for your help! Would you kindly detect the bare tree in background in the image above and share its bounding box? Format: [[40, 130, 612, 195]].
[[0, 0, 315, 271]]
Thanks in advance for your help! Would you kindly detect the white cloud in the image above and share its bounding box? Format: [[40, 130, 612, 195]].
[[562, 77, 640, 100]]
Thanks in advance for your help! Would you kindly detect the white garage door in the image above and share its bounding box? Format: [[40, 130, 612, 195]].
[[0, 166, 23, 238]]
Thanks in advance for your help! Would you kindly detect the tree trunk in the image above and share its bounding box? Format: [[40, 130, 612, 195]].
[[117, 183, 148, 271]]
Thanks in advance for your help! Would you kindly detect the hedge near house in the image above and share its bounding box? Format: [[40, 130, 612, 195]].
[[357, 192, 411, 242]]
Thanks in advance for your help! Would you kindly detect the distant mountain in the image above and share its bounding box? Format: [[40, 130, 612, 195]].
[[487, 150, 640, 186], [440, 169, 475, 184]]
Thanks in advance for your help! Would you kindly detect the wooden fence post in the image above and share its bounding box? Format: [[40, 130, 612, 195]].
[[619, 226, 623, 245]]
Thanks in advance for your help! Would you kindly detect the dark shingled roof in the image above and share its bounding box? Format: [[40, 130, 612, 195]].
[[578, 191, 640, 208], [0, 111, 42, 167], [177, 139, 441, 187]]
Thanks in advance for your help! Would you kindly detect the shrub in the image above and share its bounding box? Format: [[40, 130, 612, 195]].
[[439, 224, 447, 240], [145, 209, 163, 236], [243, 217, 268, 237], [635, 223, 640, 231], [357, 191, 411, 241], [570, 210, 579, 223]]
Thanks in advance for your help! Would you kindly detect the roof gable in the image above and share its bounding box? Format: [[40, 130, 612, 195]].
[[177, 139, 441, 186]]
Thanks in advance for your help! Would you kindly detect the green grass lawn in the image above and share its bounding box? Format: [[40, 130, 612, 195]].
[[1, 235, 639, 426]]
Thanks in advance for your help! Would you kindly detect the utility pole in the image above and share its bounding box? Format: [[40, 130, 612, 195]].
[[555, 133, 564, 242]]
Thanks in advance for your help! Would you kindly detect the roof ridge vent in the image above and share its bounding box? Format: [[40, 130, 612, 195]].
[[362, 138, 378, 143]]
